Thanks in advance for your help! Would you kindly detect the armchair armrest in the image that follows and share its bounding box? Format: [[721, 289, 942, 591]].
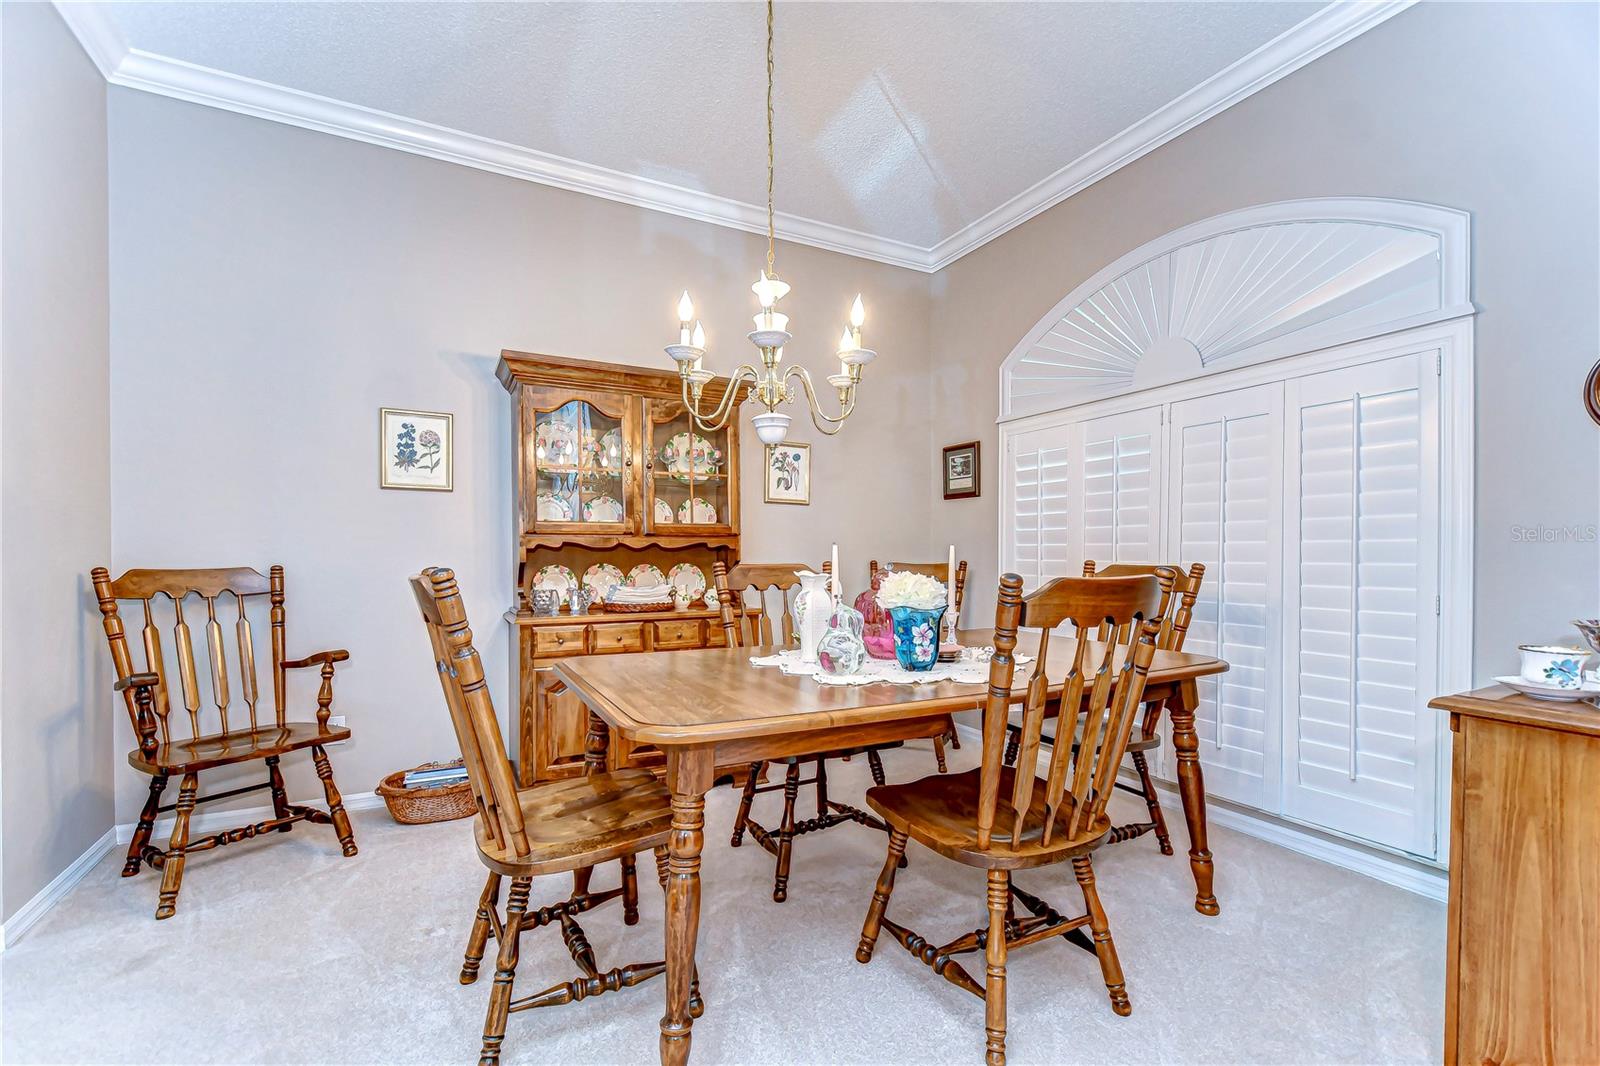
[[281, 650, 349, 729], [114, 673, 162, 759], [281, 649, 350, 669], [115, 671, 161, 693]]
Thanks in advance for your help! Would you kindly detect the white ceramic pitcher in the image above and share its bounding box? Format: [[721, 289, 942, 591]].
[[790, 570, 834, 664]]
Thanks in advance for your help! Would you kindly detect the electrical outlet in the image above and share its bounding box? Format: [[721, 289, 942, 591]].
[[327, 715, 348, 745]]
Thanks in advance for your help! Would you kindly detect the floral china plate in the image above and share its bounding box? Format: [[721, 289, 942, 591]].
[[583, 495, 624, 522], [534, 420, 578, 465], [654, 498, 675, 524], [627, 563, 667, 588], [1493, 675, 1600, 703], [660, 432, 722, 481], [582, 563, 625, 599], [532, 564, 578, 594], [668, 564, 707, 600], [677, 497, 717, 524], [535, 491, 572, 522]]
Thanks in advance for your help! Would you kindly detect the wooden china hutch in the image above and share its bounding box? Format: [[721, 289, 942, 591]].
[[498, 351, 750, 786]]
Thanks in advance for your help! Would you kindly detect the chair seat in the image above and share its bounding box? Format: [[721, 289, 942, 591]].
[[129, 720, 352, 773], [476, 769, 672, 877], [866, 767, 1109, 870]]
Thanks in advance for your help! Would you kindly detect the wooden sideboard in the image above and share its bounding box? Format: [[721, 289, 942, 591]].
[[498, 350, 749, 787], [1428, 686, 1600, 1065]]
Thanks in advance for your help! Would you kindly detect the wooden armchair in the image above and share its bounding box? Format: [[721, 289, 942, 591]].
[[1004, 562, 1204, 855], [411, 568, 688, 1064], [91, 566, 357, 920], [717, 562, 948, 902], [855, 572, 1164, 1064], [871, 557, 969, 769]]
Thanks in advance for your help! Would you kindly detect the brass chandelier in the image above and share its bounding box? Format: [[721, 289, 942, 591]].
[[664, 0, 876, 445]]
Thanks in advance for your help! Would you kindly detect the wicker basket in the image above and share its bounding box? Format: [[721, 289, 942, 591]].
[[376, 760, 476, 825], [599, 599, 675, 613]]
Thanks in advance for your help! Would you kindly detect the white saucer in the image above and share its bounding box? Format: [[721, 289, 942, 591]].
[[1492, 675, 1600, 703]]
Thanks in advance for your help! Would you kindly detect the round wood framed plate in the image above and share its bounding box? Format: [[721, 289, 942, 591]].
[[1586, 359, 1600, 426]]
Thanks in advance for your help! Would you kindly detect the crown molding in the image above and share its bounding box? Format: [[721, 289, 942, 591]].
[[54, 0, 1411, 274], [922, 0, 1416, 271]]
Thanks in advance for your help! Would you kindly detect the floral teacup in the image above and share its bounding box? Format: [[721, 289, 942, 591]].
[[1517, 644, 1590, 689]]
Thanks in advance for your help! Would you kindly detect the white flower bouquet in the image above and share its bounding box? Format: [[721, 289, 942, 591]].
[[875, 570, 948, 611]]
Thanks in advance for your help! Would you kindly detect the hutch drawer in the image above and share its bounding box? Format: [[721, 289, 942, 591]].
[[653, 619, 702, 648], [591, 622, 645, 654], [534, 626, 587, 657]]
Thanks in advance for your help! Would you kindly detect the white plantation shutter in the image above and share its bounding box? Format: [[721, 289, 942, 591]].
[[1283, 353, 1438, 856], [1166, 385, 1283, 808], [1080, 408, 1162, 564], [1005, 426, 1072, 590], [1000, 344, 1445, 862]]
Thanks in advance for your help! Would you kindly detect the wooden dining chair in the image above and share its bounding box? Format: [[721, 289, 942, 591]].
[[1003, 561, 1203, 855], [855, 572, 1164, 1065], [411, 567, 692, 1065], [871, 558, 970, 769], [92, 566, 358, 920], [716, 562, 947, 902]]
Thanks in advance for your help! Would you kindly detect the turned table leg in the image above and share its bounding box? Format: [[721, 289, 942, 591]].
[[661, 747, 713, 1066], [1166, 682, 1218, 915]]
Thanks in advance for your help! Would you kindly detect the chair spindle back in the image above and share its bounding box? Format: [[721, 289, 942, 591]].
[[93, 566, 287, 744], [1082, 561, 1205, 651], [978, 573, 1162, 852], [712, 562, 810, 648], [869, 559, 968, 616], [410, 568, 530, 859]]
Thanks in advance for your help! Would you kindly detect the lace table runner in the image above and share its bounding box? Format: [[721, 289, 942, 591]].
[[748, 647, 1032, 687]]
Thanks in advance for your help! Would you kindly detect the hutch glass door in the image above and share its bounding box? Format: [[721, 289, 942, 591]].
[[644, 399, 733, 531], [526, 390, 634, 533]]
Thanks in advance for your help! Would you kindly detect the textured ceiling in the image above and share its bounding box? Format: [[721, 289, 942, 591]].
[[91, 1, 1321, 251]]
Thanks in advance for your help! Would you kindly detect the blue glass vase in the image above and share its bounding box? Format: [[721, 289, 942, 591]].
[[888, 605, 946, 671]]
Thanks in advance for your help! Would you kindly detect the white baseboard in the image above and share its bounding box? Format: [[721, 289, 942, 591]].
[[949, 722, 1447, 903], [114, 790, 383, 844], [2, 828, 118, 949]]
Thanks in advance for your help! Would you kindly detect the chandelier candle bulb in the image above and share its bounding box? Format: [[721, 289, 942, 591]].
[[850, 294, 865, 348], [677, 291, 694, 345]]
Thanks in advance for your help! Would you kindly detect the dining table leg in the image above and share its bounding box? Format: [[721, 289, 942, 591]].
[[1166, 681, 1219, 916], [661, 746, 714, 1066]]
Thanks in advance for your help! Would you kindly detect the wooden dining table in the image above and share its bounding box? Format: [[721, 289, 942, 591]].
[[554, 628, 1229, 1065]]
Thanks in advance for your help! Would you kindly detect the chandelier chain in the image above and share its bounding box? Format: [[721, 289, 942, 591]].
[[765, 0, 776, 278]]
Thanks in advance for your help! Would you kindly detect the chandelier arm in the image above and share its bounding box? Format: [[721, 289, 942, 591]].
[[783, 365, 856, 436], [682, 365, 760, 433]]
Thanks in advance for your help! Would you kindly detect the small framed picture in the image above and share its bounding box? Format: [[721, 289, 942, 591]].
[[380, 408, 453, 491], [764, 442, 810, 505], [943, 440, 980, 500]]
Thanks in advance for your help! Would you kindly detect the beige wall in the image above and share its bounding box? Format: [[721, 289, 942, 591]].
[[1, 3, 115, 922], [927, 1, 1600, 681], [107, 89, 933, 820]]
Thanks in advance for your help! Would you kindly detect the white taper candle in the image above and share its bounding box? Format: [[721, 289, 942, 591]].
[[831, 542, 840, 602]]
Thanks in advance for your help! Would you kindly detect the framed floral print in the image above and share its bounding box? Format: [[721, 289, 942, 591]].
[[764, 442, 810, 504], [942, 440, 979, 500], [380, 408, 453, 491]]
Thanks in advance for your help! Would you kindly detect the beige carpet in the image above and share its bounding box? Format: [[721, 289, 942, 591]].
[[0, 740, 1444, 1065]]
